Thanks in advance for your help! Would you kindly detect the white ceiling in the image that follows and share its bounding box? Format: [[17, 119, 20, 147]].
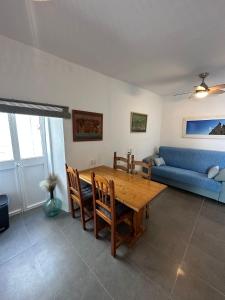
[[1, 0, 225, 95]]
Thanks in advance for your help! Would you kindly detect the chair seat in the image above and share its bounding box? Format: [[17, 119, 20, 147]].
[[97, 200, 131, 220], [82, 185, 93, 203], [80, 179, 91, 189]]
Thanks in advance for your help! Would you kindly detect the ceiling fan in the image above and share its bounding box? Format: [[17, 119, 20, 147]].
[[174, 73, 225, 98]]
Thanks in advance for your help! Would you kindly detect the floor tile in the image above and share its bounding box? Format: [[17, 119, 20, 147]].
[[23, 207, 59, 245], [0, 214, 31, 265], [150, 188, 203, 227], [143, 220, 188, 262], [194, 214, 225, 242], [126, 238, 180, 293], [173, 272, 225, 300], [191, 232, 225, 264], [54, 271, 111, 300], [32, 231, 111, 300], [91, 249, 170, 300], [183, 243, 225, 294], [61, 216, 110, 268], [0, 247, 53, 300]]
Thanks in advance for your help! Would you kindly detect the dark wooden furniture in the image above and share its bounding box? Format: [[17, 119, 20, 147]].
[[91, 172, 133, 257], [131, 155, 152, 179], [0, 195, 9, 232], [65, 164, 93, 230], [131, 155, 152, 218], [113, 152, 130, 173], [80, 166, 167, 244]]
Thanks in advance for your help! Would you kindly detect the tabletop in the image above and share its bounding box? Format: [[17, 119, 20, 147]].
[[79, 165, 167, 212]]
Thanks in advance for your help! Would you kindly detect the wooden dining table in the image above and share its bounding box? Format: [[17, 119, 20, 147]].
[[79, 165, 167, 242]]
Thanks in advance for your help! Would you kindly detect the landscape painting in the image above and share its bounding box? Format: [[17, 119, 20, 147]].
[[131, 112, 148, 132], [72, 110, 103, 141], [183, 117, 225, 138]]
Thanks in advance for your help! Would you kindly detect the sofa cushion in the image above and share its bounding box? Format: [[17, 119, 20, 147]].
[[152, 165, 221, 193], [154, 157, 166, 166], [215, 169, 225, 182], [208, 166, 219, 179], [159, 147, 225, 174]]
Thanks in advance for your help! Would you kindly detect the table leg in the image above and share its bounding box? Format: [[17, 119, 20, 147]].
[[129, 207, 145, 245]]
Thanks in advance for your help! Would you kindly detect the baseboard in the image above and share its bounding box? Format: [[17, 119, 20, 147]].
[[26, 200, 46, 211], [9, 209, 22, 216], [9, 200, 68, 216]]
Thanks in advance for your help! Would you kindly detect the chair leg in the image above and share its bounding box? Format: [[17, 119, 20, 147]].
[[111, 225, 116, 257], [94, 214, 99, 239], [80, 207, 86, 230], [145, 204, 149, 219], [71, 199, 75, 218]]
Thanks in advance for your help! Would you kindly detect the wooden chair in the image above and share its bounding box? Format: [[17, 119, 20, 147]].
[[113, 152, 130, 173], [65, 164, 93, 230], [130, 155, 152, 179], [91, 172, 133, 257], [130, 155, 152, 218]]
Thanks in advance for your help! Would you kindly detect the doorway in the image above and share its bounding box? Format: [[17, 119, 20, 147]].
[[0, 112, 48, 214]]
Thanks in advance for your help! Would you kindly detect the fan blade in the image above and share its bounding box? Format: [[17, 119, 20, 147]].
[[208, 89, 225, 95], [209, 84, 225, 91], [173, 91, 192, 96]]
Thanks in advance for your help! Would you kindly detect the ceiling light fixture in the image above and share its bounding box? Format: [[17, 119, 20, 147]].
[[195, 85, 209, 98]]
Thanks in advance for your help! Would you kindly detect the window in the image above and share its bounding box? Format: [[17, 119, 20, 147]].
[[0, 113, 14, 162], [16, 114, 43, 159]]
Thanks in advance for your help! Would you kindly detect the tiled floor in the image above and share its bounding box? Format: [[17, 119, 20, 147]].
[[1, 187, 225, 300]]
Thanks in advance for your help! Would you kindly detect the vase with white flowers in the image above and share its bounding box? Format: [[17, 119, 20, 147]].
[[40, 174, 62, 217]]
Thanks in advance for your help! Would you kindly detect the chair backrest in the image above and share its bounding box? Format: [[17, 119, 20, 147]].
[[91, 172, 116, 224], [65, 164, 83, 205], [113, 152, 130, 173], [131, 155, 152, 179]]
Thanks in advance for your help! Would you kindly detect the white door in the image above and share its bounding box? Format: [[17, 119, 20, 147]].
[[0, 112, 48, 214]]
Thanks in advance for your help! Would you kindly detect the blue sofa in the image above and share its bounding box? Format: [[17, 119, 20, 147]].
[[144, 147, 225, 203]]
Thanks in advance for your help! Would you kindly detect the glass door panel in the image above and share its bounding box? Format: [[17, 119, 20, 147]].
[[15, 114, 43, 159], [0, 113, 48, 214]]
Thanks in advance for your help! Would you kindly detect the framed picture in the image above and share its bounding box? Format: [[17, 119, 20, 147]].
[[72, 110, 103, 141], [131, 112, 148, 132], [183, 116, 225, 139]]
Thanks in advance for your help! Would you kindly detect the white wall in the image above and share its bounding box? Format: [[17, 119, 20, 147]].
[[161, 95, 225, 151], [0, 35, 162, 169], [47, 118, 68, 211]]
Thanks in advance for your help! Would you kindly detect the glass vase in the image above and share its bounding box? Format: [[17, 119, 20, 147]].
[[44, 197, 62, 217]]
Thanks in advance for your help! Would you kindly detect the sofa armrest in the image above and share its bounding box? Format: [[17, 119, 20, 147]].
[[219, 181, 225, 203], [143, 156, 152, 164], [142, 155, 156, 175], [143, 154, 159, 165]]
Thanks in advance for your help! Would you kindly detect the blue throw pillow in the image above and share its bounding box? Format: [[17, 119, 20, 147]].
[[208, 166, 219, 179], [154, 157, 166, 167], [214, 169, 225, 182]]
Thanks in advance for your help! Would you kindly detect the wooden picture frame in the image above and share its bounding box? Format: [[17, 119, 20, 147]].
[[72, 110, 103, 141], [131, 112, 148, 132]]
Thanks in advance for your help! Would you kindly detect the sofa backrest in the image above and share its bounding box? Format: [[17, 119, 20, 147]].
[[159, 146, 225, 174]]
